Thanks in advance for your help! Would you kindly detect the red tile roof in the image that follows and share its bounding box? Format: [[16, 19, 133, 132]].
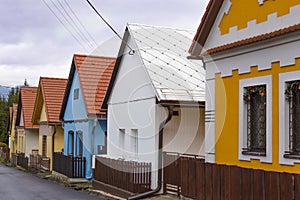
[[33, 77, 67, 124], [75, 54, 116, 115], [18, 87, 38, 129], [60, 54, 116, 118], [202, 23, 300, 55], [189, 0, 224, 56]]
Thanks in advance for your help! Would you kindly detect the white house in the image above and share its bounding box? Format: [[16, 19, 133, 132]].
[[101, 24, 206, 190]]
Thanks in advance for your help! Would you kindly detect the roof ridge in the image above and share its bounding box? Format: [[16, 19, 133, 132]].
[[74, 54, 116, 60], [40, 77, 68, 81], [127, 23, 195, 32]]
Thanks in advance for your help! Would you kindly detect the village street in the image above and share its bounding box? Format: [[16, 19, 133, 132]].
[[0, 163, 105, 200]]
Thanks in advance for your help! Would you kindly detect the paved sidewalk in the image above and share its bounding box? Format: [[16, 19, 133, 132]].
[[144, 194, 180, 200]]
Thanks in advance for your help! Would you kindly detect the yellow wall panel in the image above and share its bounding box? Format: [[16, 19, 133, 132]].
[[219, 0, 300, 34], [215, 58, 300, 173]]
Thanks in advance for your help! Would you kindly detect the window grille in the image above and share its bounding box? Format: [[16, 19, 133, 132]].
[[243, 85, 266, 154]]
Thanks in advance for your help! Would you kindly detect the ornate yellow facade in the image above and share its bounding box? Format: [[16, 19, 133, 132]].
[[219, 0, 300, 34]]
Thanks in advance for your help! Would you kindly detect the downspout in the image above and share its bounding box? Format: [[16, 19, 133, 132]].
[[127, 105, 174, 200], [52, 125, 57, 170], [87, 118, 97, 180], [52, 125, 57, 155]]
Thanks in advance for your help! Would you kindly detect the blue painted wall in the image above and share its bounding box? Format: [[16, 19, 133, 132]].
[[63, 70, 107, 178]]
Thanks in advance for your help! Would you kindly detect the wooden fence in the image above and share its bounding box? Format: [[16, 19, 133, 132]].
[[53, 152, 86, 178], [163, 152, 300, 200], [94, 157, 151, 194], [17, 154, 28, 170], [29, 154, 50, 172]]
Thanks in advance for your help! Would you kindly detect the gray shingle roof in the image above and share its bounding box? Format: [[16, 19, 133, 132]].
[[128, 24, 205, 102]]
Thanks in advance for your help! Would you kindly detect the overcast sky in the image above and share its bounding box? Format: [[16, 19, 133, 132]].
[[0, 0, 209, 87]]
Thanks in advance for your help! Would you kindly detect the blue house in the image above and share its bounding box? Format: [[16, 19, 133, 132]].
[[60, 54, 116, 178]]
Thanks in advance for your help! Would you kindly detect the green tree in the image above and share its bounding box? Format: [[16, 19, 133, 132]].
[[0, 87, 19, 144]]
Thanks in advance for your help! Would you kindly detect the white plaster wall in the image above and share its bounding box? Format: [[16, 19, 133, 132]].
[[203, 0, 300, 52], [107, 32, 159, 189], [25, 129, 39, 158], [107, 98, 158, 189], [162, 107, 205, 156]]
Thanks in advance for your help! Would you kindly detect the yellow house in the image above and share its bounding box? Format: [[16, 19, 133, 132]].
[[8, 104, 18, 156], [190, 0, 300, 173], [32, 77, 67, 170], [15, 87, 39, 157]]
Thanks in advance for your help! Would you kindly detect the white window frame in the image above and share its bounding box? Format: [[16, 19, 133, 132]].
[[131, 129, 138, 159], [239, 75, 272, 163], [279, 70, 300, 165], [74, 88, 79, 100], [119, 129, 125, 158]]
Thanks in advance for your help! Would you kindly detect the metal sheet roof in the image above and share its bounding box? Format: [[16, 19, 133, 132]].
[[128, 24, 205, 102]]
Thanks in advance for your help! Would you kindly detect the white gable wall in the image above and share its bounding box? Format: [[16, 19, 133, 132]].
[[107, 33, 159, 189], [20, 109, 24, 127], [108, 33, 156, 105]]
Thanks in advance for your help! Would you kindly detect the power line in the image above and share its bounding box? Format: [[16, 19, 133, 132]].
[[85, 0, 135, 55], [63, 0, 99, 47], [55, 0, 95, 49], [41, 0, 89, 52], [49, 0, 92, 50]]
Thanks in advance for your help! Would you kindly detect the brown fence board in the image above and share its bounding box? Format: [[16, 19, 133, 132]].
[[279, 173, 293, 200], [205, 163, 213, 200], [188, 158, 197, 198], [163, 152, 300, 200], [221, 165, 231, 200], [230, 166, 241, 200], [253, 169, 265, 200], [212, 164, 220, 200], [180, 157, 189, 197], [94, 157, 151, 194], [294, 174, 300, 200], [196, 160, 205, 200], [241, 168, 253, 200], [265, 171, 280, 200]]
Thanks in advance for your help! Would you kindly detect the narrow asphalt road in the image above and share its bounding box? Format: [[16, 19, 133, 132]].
[[0, 163, 106, 200]]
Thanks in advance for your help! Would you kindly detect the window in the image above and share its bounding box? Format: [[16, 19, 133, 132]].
[[68, 131, 74, 156], [279, 71, 300, 165], [74, 88, 79, 100], [119, 129, 125, 157], [42, 135, 47, 156], [242, 85, 266, 155], [284, 80, 300, 157], [239, 75, 272, 163], [77, 131, 83, 156], [131, 129, 138, 158]]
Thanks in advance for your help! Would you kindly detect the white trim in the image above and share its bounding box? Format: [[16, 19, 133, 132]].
[[279, 70, 300, 165], [205, 79, 216, 163], [204, 32, 300, 80], [239, 75, 272, 163]]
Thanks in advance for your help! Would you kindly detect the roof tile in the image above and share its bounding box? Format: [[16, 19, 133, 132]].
[[41, 77, 67, 123], [203, 23, 300, 55], [74, 54, 116, 115], [20, 87, 38, 129]]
